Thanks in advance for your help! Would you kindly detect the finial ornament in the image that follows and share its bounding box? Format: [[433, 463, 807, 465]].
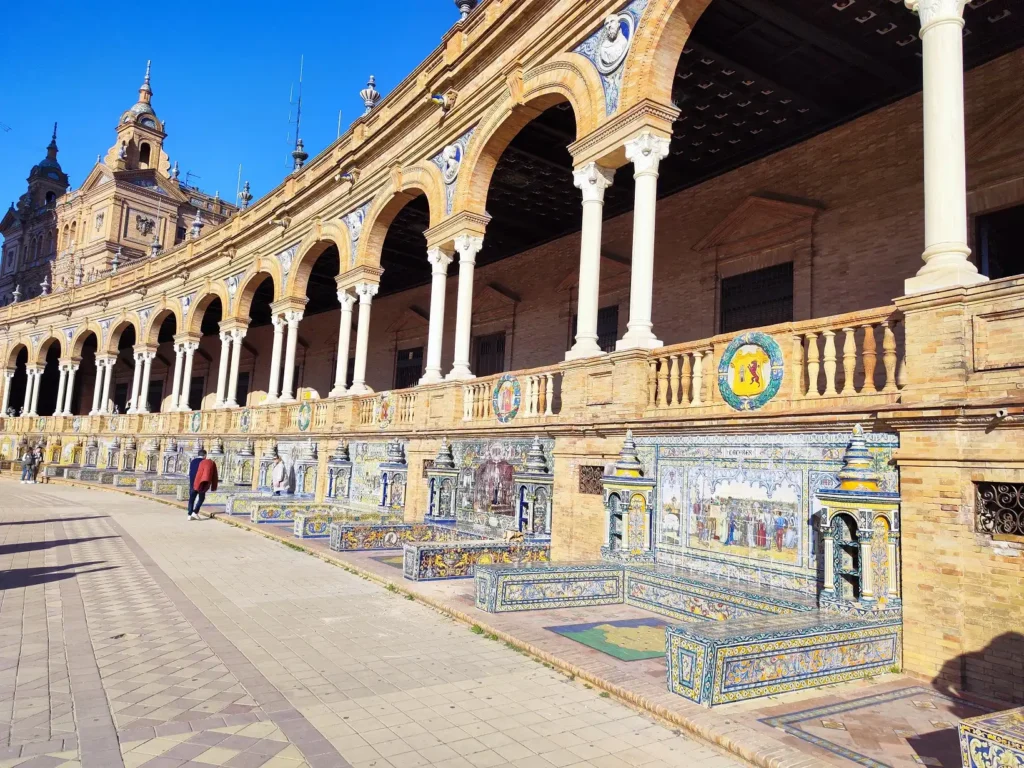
[[11, 285, 21, 304], [455, 0, 477, 21], [291, 138, 308, 172], [111, 246, 122, 274], [39, 275, 50, 296], [170, 160, 180, 180], [360, 76, 381, 115], [190, 209, 204, 239], [905, 0, 967, 29], [239, 181, 253, 209]]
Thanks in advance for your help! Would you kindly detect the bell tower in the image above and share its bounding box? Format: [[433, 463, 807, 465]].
[[104, 61, 170, 175]]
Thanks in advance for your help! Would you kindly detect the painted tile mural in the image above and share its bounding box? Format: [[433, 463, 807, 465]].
[[349, 441, 393, 506], [445, 437, 555, 536], [636, 433, 898, 592]]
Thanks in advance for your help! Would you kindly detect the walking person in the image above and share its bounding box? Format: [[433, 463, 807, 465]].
[[187, 449, 219, 520], [271, 454, 287, 496], [32, 445, 43, 484], [19, 445, 35, 484]]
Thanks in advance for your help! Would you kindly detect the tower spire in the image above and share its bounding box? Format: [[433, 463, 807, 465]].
[[139, 60, 152, 103], [46, 123, 58, 160], [291, 56, 308, 172]]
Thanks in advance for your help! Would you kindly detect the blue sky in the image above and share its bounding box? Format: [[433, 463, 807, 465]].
[[0, 1, 459, 211]]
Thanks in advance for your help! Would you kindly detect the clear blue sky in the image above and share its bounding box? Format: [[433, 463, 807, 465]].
[[0, 1, 459, 211]]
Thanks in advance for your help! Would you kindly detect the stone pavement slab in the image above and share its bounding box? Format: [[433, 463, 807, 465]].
[[0, 480, 745, 768]]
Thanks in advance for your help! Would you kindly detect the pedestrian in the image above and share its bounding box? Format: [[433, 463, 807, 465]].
[[187, 449, 219, 520], [271, 455, 287, 496], [32, 445, 43, 484], [19, 445, 34, 484]]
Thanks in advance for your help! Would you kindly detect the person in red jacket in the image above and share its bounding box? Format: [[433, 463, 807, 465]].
[[188, 449, 219, 520]]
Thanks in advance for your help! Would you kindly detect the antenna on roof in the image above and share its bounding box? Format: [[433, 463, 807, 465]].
[[235, 164, 243, 207], [288, 55, 308, 172], [337, 110, 343, 140]]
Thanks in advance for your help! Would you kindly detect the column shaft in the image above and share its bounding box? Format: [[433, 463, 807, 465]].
[[139, 355, 153, 414], [279, 312, 302, 403], [350, 284, 378, 394], [128, 354, 143, 413], [265, 317, 286, 403], [64, 367, 78, 415], [179, 345, 196, 411], [567, 164, 615, 361], [618, 133, 670, 352], [28, 370, 41, 416], [330, 292, 356, 397], [55, 366, 68, 418], [421, 249, 453, 384], [90, 362, 105, 415], [226, 330, 244, 407], [169, 345, 184, 413], [101, 359, 114, 414], [215, 332, 231, 408], [2, 373, 13, 415], [448, 235, 482, 381]]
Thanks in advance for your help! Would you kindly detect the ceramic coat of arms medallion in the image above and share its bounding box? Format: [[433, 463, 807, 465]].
[[375, 392, 394, 429], [72, 416, 82, 433], [189, 411, 202, 433], [297, 403, 312, 432], [239, 409, 251, 433], [492, 374, 522, 424], [718, 332, 784, 411]]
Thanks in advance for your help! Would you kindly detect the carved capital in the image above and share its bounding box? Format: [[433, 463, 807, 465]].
[[453, 234, 484, 265], [573, 163, 616, 204], [337, 290, 357, 311], [625, 132, 671, 177], [271, 314, 287, 331], [356, 282, 379, 302], [284, 309, 304, 325], [906, 0, 967, 30], [427, 247, 454, 274]]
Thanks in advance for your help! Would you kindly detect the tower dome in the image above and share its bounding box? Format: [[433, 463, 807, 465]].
[[120, 61, 162, 131]]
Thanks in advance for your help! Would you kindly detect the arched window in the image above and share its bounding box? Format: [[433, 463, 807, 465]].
[[139, 143, 151, 168], [45, 192, 55, 205]]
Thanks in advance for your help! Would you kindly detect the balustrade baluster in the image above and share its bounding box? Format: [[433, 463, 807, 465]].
[[691, 350, 703, 406], [658, 358, 669, 408], [805, 332, 820, 397], [841, 327, 857, 396], [861, 323, 878, 393], [882, 321, 898, 393], [702, 349, 714, 405], [539, 375, 548, 415], [531, 376, 540, 416], [792, 335, 805, 400], [545, 374, 555, 416], [822, 331, 838, 396], [668, 355, 679, 406], [646, 361, 657, 407], [680, 354, 692, 406]]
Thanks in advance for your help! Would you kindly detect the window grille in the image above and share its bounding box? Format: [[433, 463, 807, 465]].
[[976, 482, 1024, 540]]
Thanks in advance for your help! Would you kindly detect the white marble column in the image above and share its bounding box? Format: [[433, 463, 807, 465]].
[[265, 315, 286, 404], [27, 368, 41, 416], [447, 234, 483, 381], [127, 352, 143, 413], [329, 291, 356, 397], [422, 248, 453, 385], [62, 365, 78, 415], [215, 331, 232, 408], [178, 343, 197, 411], [905, 0, 986, 294], [567, 163, 616, 361], [55, 365, 69, 417], [90, 360, 105, 415], [350, 283, 378, 395], [100, 358, 115, 414], [138, 354, 154, 414], [279, 311, 303, 403], [169, 343, 184, 413], [617, 132, 670, 352], [1, 371, 13, 415], [226, 328, 245, 408]]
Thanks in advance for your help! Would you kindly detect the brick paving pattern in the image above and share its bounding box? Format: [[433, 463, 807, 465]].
[[0, 481, 744, 768]]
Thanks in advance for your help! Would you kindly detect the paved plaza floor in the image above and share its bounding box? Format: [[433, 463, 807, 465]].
[[0, 481, 745, 768]]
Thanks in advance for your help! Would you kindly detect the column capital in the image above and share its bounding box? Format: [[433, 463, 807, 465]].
[[94, 356, 116, 367], [453, 234, 484, 264], [337, 290, 357, 311], [181, 341, 200, 353], [271, 314, 288, 331], [219, 330, 232, 343], [173, 333, 201, 347], [427, 247, 454, 273], [270, 296, 308, 315], [230, 327, 247, 342], [906, 0, 966, 30], [284, 309, 304, 324], [356, 282, 379, 302], [625, 132, 671, 177], [573, 163, 616, 203]]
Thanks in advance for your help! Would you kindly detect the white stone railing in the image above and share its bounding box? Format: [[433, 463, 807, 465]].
[[647, 307, 905, 412], [463, 368, 561, 423]]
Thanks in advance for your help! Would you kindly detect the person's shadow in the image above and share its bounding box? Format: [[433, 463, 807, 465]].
[[932, 631, 1024, 709]]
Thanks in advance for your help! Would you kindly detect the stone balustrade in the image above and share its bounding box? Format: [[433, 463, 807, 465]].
[[463, 368, 561, 423], [646, 307, 905, 415]]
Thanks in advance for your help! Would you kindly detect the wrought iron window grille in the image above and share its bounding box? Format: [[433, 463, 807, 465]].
[[976, 482, 1024, 541]]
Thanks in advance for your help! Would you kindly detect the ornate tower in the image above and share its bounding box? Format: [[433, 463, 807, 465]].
[[103, 61, 170, 175]]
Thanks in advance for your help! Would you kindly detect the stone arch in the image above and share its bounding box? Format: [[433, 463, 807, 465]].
[[33, 336, 63, 366], [6, 340, 29, 369], [354, 164, 447, 269], [102, 314, 142, 356], [69, 324, 103, 359], [142, 303, 181, 348], [619, 0, 713, 112], [285, 220, 351, 300], [233, 271, 277, 323], [185, 286, 231, 337], [455, 56, 599, 218]]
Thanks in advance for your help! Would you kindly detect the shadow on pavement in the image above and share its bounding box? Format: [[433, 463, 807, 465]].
[[0, 535, 118, 557], [0, 516, 109, 527], [0, 561, 119, 588]]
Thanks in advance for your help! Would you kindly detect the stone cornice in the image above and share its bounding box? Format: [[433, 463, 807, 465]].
[[569, 99, 680, 167]]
